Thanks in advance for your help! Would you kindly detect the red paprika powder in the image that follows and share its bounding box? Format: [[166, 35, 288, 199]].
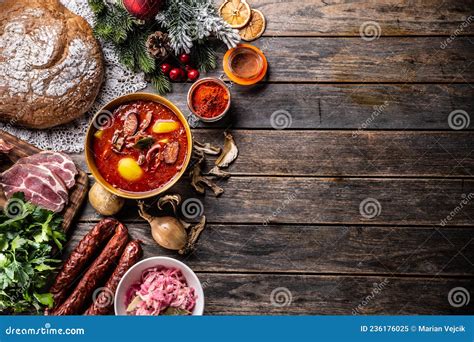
[[190, 80, 230, 119]]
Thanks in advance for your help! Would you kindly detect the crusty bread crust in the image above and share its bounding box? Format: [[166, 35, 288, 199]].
[[0, 0, 104, 129]]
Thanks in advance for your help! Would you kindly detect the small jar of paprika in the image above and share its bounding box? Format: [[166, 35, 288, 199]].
[[187, 77, 231, 122]]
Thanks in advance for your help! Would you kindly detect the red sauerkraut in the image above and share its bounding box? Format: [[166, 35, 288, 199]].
[[125, 266, 196, 315]]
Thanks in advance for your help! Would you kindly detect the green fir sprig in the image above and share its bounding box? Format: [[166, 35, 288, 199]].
[[88, 0, 239, 94]]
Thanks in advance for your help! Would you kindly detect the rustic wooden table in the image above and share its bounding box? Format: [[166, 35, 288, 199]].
[[70, 0, 474, 314]]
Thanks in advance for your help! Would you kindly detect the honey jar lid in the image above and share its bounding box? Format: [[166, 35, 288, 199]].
[[223, 43, 267, 85]]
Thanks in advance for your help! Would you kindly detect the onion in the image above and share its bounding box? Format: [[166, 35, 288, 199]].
[[137, 199, 207, 254], [138, 201, 187, 250]]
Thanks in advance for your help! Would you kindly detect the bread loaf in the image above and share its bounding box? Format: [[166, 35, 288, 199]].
[[0, 0, 104, 129]]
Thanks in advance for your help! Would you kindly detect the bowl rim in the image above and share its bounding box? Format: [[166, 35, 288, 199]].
[[114, 256, 205, 316], [84, 92, 193, 199], [186, 77, 231, 122]]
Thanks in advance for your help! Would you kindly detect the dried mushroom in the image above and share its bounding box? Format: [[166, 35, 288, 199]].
[[188, 132, 238, 196], [178, 216, 206, 255], [190, 163, 206, 194], [194, 140, 221, 155], [190, 163, 224, 197], [157, 194, 181, 214], [200, 177, 224, 197], [191, 148, 205, 165], [215, 132, 238, 168], [207, 166, 230, 179]]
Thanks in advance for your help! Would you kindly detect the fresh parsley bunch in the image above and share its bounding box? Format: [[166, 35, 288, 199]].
[[0, 193, 65, 313]]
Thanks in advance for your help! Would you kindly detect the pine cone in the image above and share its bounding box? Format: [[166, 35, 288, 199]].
[[146, 31, 170, 59]]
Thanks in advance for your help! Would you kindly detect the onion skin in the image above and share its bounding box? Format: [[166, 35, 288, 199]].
[[150, 216, 187, 250], [138, 201, 187, 250]]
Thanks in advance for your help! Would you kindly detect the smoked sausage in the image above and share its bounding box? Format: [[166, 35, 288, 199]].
[[52, 223, 129, 315], [49, 218, 118, 308], [84, 240, 142, 315]]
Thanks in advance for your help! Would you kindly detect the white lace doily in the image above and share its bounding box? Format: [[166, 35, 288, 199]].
[[1, 0, 147, 153]]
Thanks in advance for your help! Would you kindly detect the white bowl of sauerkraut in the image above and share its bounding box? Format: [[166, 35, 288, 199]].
[[114, 257, 204, 315]]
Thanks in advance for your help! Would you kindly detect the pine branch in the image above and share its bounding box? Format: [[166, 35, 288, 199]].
[[130, 30, 156, 73], [191, 42, 217, 72], [88, 0, 106, 14], [94, 18, 114, 41], [150, 71, 172, 95], [116, 44, 136, 70], [92, 1, 135, 44], [91, 0, 154, 72], [108, 5, 135, 44]]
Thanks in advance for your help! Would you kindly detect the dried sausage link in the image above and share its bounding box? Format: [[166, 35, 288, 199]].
[[52, 223, 129, 315], [84, 240, 142, 315], [49, 218, 118, 308]]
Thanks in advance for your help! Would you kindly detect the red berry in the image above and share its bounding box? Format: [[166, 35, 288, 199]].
[[187, 68, 200, 82], [160, 63, 172, 75], [169, 68, 182, 81], [179, 53, 191, 64]]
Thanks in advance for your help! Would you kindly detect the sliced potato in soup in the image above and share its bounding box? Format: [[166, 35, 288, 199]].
[[152, 120, 180, 134]]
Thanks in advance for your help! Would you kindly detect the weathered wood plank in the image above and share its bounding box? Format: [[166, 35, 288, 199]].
[[199, 273, 474, 314], [65, 223, 474, 276], [78, 177, 474, 225], [198, 37, 474, 82], [243, 0, 474, 36], [164, 83, 474, 130], [243, 37, 474, 82], [72, 131, 474, 177]]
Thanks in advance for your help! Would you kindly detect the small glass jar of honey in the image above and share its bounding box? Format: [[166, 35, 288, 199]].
[[223, 43, 267, 85]]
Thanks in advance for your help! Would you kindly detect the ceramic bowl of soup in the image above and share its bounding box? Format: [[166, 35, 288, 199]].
[[85, 93, 193, 199]]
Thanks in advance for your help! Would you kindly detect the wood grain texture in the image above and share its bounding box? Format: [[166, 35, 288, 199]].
[[200, 37, 474, 82], [71, 130, 474, 177], [164, 83, 474, 130], [0, 131, 88, 233], [78, 177, 474, 226], [66, 223, 474, 276], [243, 37, 474, 82], [240, 0, 474, 36], [198, 273, 474, 315]]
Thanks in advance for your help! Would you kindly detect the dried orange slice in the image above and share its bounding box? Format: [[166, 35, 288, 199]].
[[219, 0, 251, 29], [239, 9, 266, 41]]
